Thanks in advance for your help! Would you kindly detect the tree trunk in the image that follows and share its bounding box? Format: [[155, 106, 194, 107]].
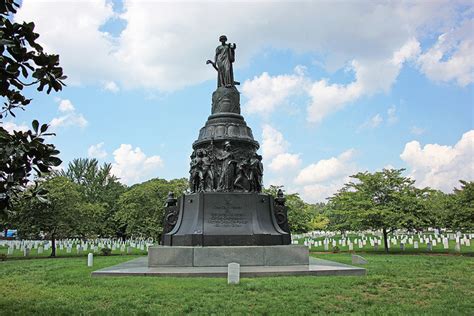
[[4, 228, 8, 239], [383, 228, 389, 253], [50, 234, 56, 257]]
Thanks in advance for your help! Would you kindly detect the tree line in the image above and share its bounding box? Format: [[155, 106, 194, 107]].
[[2, 158, 472, 256]]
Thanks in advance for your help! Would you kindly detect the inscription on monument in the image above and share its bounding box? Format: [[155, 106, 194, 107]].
[[204, 196, 251, 230], [208, 212, 248, 227]]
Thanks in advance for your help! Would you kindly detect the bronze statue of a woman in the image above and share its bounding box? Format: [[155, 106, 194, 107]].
[[206, 35, 239, 88]]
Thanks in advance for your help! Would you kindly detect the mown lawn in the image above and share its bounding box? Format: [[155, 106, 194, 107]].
[[0, 253, 473, 315]]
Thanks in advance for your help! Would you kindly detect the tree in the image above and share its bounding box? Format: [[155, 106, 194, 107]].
[[328, 169, 429, 252], [1, 0, 66, 214], [115, 178, 188, 240], [264, 185, 321, 233], [56, 158, 126, 237], [446, 180, 474, 231], [13, 177, 84, 257]]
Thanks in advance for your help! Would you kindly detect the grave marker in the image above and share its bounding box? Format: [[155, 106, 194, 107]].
[[88, 253, 93, 267], [227, 262, 240, 284]]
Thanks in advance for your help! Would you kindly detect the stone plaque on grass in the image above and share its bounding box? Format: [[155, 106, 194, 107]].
[[228, 262, 240, 284]]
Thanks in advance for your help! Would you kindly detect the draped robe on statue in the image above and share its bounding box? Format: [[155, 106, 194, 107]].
[[215, 44, 235, 87]]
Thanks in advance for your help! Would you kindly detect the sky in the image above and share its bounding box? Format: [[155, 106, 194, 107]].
[[2, 0, 473, 203]]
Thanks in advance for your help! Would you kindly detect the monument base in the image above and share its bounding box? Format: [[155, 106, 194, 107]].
[[92, 255, 366, 278], [148, 245, 308, 267], [162, 192, 291, 246]]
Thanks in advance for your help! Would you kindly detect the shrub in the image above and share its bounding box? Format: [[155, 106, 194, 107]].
[[100, 248, 112, 256], [0, 253, 6, 261], [332, 246, 340, 253]]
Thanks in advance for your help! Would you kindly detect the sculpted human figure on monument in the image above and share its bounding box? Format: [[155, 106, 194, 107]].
[[200, 149, 215, 191], [217, 141, 237, 191], [189, 151, 199, 192], [249, 153, 263, 193], [207, 35, 239, 88], [234, 158, 250, 192]]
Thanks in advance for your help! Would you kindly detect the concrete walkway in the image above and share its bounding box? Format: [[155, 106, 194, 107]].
[[92, 256, 366, 278]]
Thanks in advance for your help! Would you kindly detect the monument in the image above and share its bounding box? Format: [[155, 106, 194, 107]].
[[160, 35, 291, 247], [92, 36, 366, 277]]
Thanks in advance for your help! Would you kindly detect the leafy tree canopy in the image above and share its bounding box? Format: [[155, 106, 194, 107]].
[[328, 169, 430, 252], [0, 0, 66, 213], [115, 178, 187, 240]]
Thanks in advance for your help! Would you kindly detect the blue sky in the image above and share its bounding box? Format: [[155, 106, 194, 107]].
[[3, 0, 473, 202]]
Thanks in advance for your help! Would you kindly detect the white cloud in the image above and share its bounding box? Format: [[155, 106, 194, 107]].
[[15, 0, 117, 87], [103, 81, 120, 93], [50, 99, 88, 129], [14, 1, 471, 91], [294, 149, 359, 203], [1, 121, 29, 133], [260, 124, 301, 187], [58, 99, 75, 112], [387, 105, 398, 124], [242, 68, 306, 115], [411, 126, 425, 135], [111, 144, 164, 184], [417, 20, 474, 86], [358, 113, 383, 131], [268, 153, 302, 172], [50, 114, 88, 129], [300, 177, 351, 204], [243, 37, 420, 123], [295, 149, 356, 184], [307, 77, 362, 123], [261, 124, 289, 160], [87, 142, 108, 159], [400, 130, 474, 192]]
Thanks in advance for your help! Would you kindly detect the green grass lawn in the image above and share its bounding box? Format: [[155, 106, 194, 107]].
[[1, 253, 473, 315]]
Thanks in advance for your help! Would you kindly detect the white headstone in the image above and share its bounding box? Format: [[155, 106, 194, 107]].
[[414, 241, 419, 249], [348, 243, 353, 251], [227, 262, 240, 284], [351, 254, 367, 264], [7, 247, 13, 255], [87, 253, 93, 267], [455, 243, 461, 252], [23, 248, 29, 257], [66, 246, 72, 253], [38, 246, 44, 254]]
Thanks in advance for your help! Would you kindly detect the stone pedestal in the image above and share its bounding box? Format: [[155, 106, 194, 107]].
[[162, 192, 290, 246], [148, 245, 309, 267]]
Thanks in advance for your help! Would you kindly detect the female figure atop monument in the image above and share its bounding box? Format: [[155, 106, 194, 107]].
[[207, 35, 238, 88]]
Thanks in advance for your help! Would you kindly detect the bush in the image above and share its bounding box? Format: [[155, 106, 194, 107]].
[[0, 253, 6, 261], [332, 246, 340, 253], [100, 248, 112, 256]]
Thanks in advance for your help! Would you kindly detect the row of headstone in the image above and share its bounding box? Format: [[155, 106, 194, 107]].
[[2, 237, 155, 257], [292, 231, 471, 253]]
